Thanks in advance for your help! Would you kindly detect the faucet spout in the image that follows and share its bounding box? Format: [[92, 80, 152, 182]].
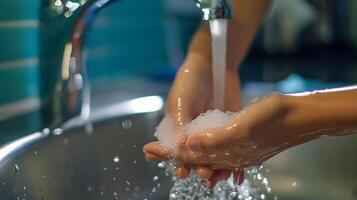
[[194, 0, 232, 20], [40, 0, 117, 128]]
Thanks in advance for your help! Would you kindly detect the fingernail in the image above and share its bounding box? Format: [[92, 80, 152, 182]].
[[187, 139, 202, 151]]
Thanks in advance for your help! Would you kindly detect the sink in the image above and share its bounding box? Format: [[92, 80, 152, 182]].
[[0, 96, 171, 200], [265, 134, 357, 200], [0, 90, 357, 200]]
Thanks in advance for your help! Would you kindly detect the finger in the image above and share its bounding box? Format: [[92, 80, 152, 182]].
[[176, 165, 190, 179], [144, 153, 167, 161], [195, 166, 213, 180], [143, 142, 169, 158], [185, 129, 234, 152], [215, 169, 232, 180]]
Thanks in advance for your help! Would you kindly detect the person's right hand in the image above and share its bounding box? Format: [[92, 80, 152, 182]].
[[144, 54, 243, 185]]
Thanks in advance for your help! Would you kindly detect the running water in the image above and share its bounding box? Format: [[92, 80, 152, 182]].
[[155, 19, 276, 199], [210, 19, 228, 110]]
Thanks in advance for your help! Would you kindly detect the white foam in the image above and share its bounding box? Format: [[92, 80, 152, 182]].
[[155, 109, 239, 155], [154, 114, 181, 154]]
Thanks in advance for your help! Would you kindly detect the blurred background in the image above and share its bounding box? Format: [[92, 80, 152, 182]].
[[0, 0, 356, 144]]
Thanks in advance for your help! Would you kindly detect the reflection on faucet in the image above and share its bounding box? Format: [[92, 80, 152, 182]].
[[194, 0, 231, 20], [40, 0, 116, 128]]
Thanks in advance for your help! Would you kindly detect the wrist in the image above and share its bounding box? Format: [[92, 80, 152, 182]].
[[283, 93, 347, 140]]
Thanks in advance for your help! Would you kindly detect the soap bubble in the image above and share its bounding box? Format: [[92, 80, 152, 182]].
[[155, 110, 239, 156]]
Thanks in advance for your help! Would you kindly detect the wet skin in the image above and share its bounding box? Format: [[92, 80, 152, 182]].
[[144, 87, 357, 186]]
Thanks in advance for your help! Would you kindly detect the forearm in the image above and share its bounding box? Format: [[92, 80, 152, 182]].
[[284, 86, 357, 140], [185, 0, 272, 70]]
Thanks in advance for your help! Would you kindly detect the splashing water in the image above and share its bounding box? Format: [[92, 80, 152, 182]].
[[167, 164, 274, 200]]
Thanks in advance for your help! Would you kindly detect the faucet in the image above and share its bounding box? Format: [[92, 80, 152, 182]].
[[39, 0, 230, 129], [40, 0, 117, 128], [194, 0, 232, 20]]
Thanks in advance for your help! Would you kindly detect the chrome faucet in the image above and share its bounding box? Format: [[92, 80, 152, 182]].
[[40, 0, 117, 128], [194, 0, 232, 20], [39, 0, 230, 129]]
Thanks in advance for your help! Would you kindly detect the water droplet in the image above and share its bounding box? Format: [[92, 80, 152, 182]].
[[267, 187, 272, 193], [100, 191, 104, 196], [14, 164, 20, 174], [53, 128, 63, 136], [103, 167, 108, 171], [121, 119, 132, 129], [133, 160, 137, 164], [113, 192, 119, 200], [262, 177, 268, 185], [86, 186, 92, 192], [292, 181, 297, 187], [115, 167, 119, 170], [42, 128, 50, 135], [153, 176, 159, 181], [33, 151, 38, 157], [152, 187, 157, 193], [113, 156, 120, 163], [112, 177, 117, 181], [257, 174, 263, 180], [261, 194, 266, 199], [157, 162, 165, 168], [23, 186, 26, 190], [126, 181, 131, 185]]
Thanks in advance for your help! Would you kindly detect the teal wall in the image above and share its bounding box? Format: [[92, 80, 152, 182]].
[[86, 0, 169, 82], [0, 1, 41, 144]]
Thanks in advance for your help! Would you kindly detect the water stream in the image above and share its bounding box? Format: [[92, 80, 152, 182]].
[[210, 19, 228, 110]]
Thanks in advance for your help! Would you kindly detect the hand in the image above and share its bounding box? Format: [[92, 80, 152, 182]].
[[144, 54, 242, 185], [146, 93, 306, 171]]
